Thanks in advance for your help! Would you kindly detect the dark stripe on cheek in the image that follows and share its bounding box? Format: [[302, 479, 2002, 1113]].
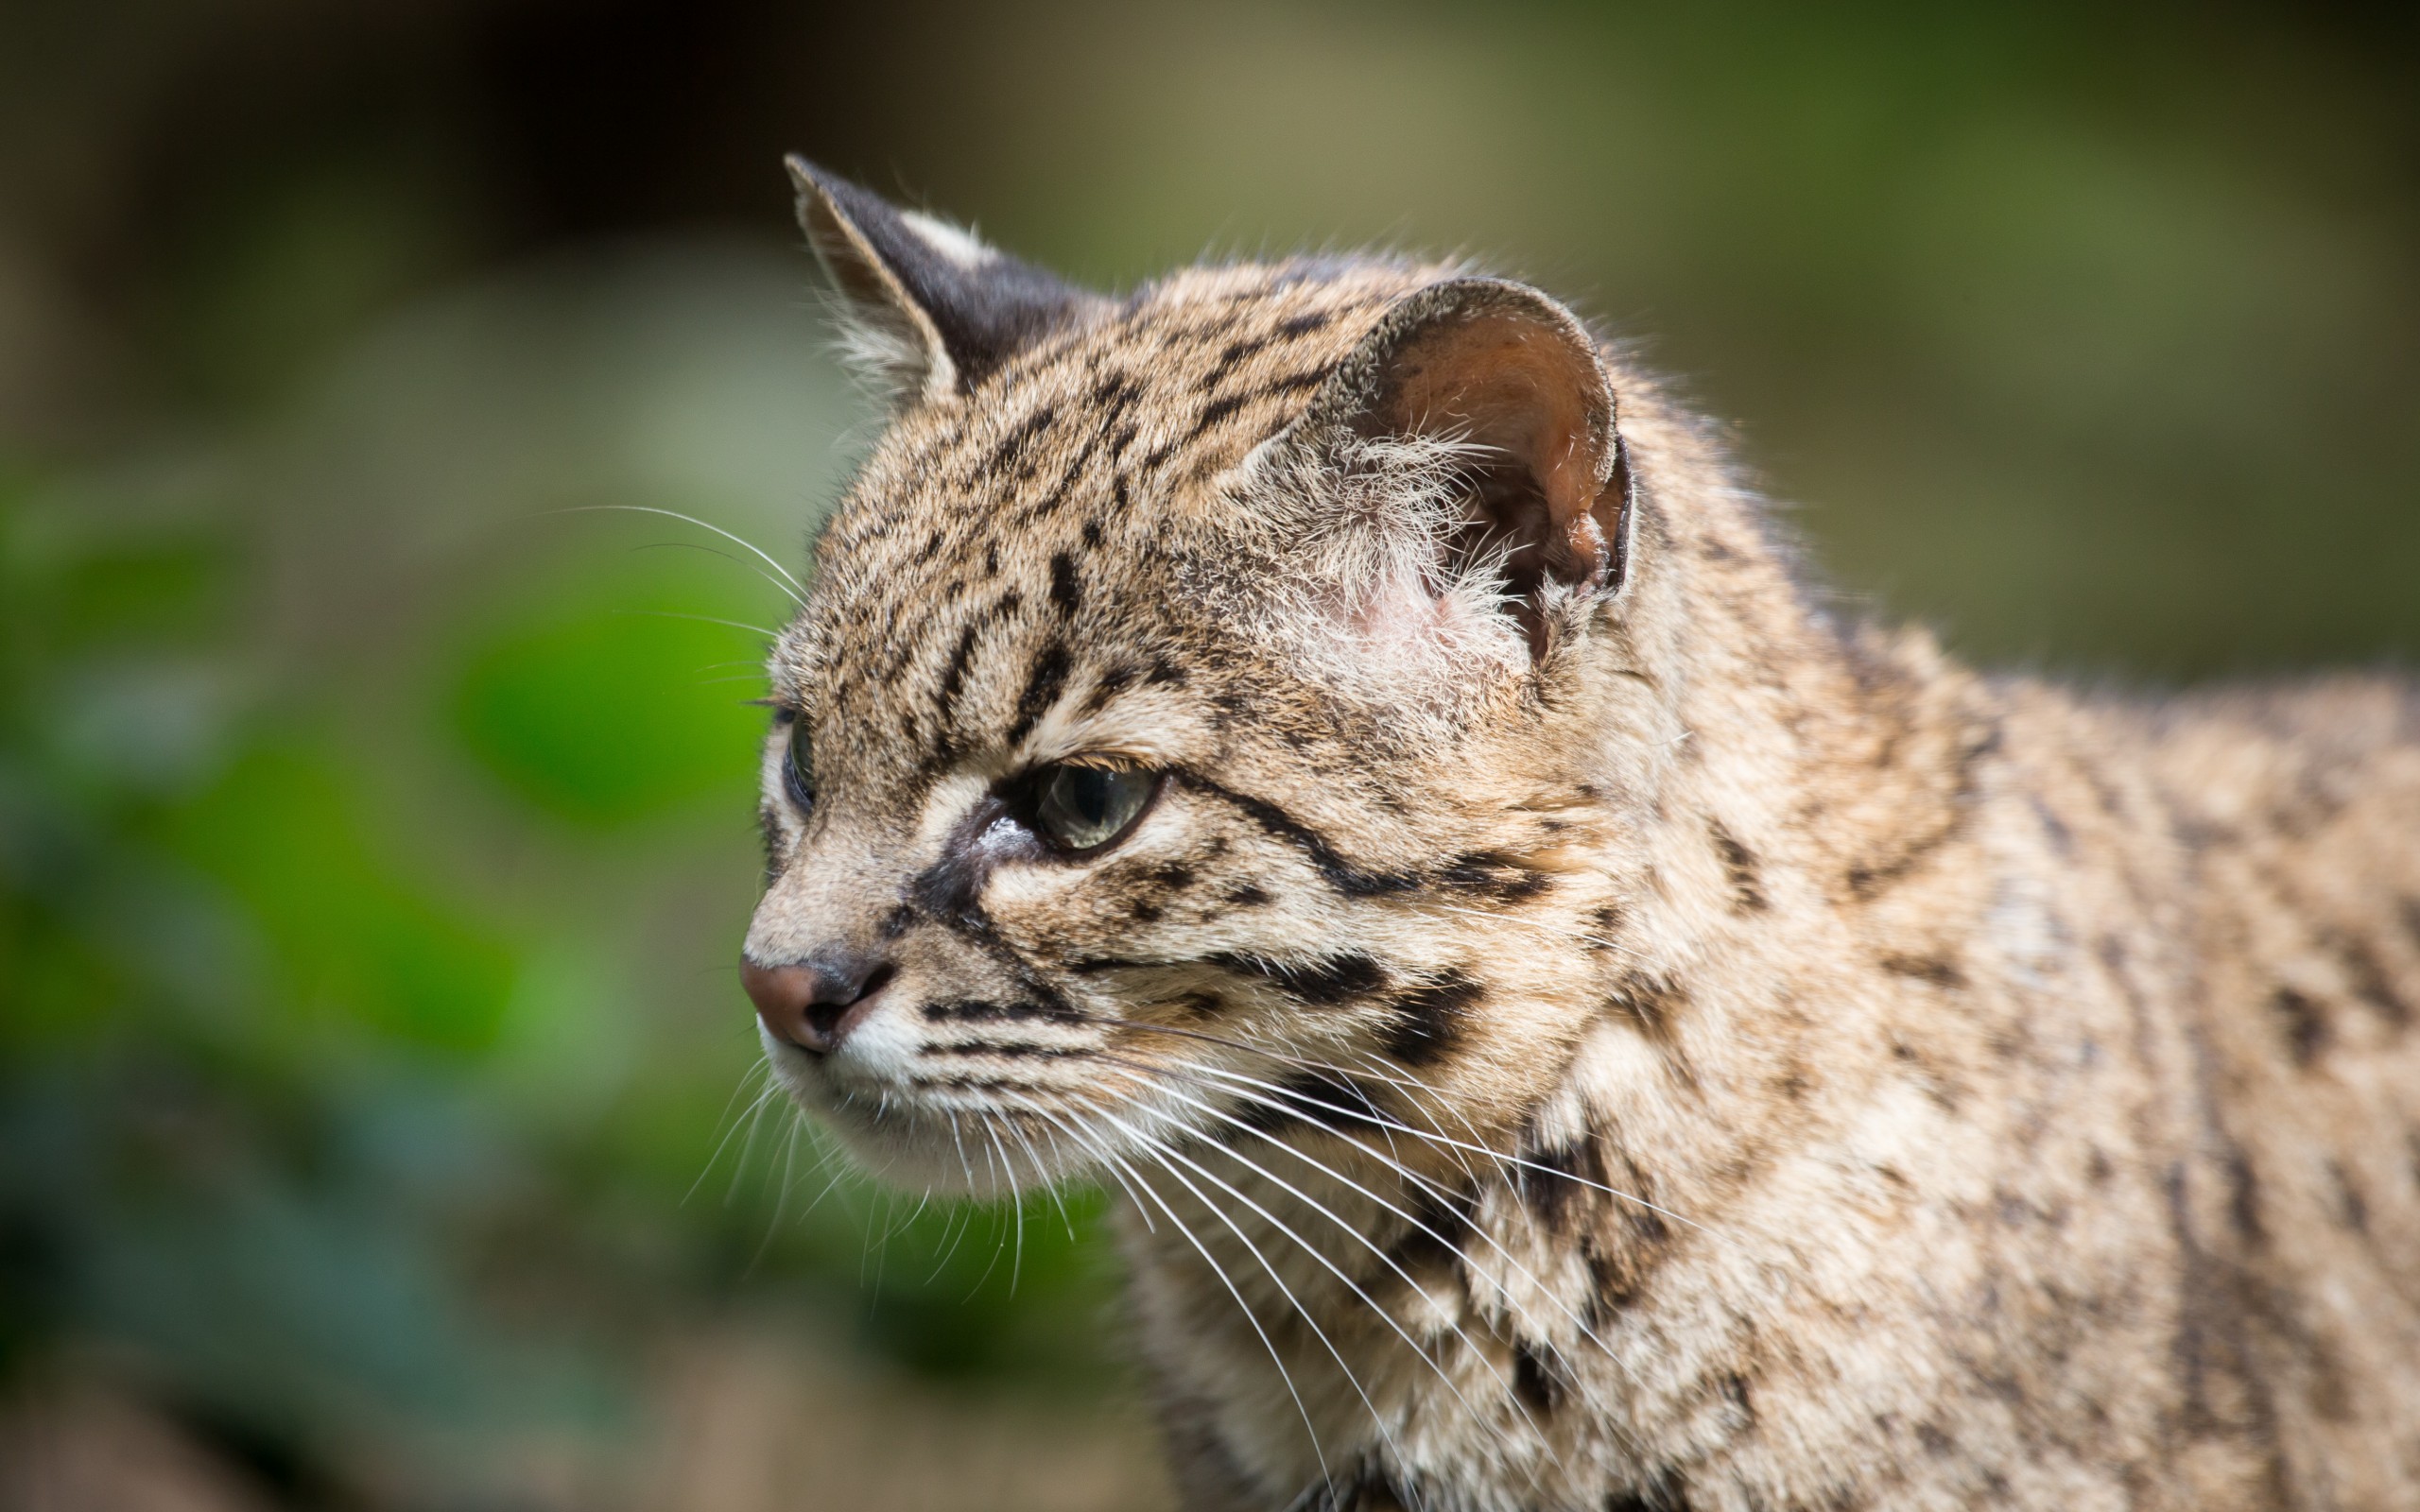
[[923, 998, 1089, 1028], [1230, 1069, 1391, 1137], [1207, 952, 1386, 1005]]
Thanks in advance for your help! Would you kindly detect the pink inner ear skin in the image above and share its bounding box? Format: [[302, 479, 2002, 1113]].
[[1372, 309, 1622, 593]]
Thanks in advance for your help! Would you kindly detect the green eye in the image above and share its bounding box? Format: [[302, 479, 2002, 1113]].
[[782, 714, 816, 812], [1031, 763, 1158, 853]]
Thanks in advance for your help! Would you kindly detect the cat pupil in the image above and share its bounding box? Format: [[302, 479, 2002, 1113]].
[[1036, 764, 1149, 850]]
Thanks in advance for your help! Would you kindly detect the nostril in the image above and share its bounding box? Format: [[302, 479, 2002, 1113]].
[[805, 962, 893, 1042], [741, 951, 894, 1055]]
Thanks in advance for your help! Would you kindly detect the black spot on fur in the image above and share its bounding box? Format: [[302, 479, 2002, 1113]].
[[986, 404, 1057, 474], [1879, 954, 1968, 989], [1260, 368, 1328, 397], [1613, 970, 1686, 1040], [1720, 1373, 1754, 1422], [2272, 987, 2327, 1066], [1387, 1181, 1478, 1273], [1206, 951, 1386, 1005], [1080, 519, 1102, 550], [1382, 972, 1481, 1066], [1077, 662, 1138, 715], [1708, 821, 1767, 912], [1435, 851, 1553, 903], [1201, 333, 1270, 387], [1275, 309, 1332, 337], [2331, 1161, 2369, 1233], [1223, 884, 1271, 907], [1089, 369, 1140, 415], [1191, 392, 1247, 437], [1603, 1480, 1691, 1512], [1512, 1342, 1568, 1414], [1516, 1125, 1605, 1233], [2330, 931, 2411, 1028], [1004, 640, 1072, 747], [1047, 551, 1081, 616], [2226, 1151, 2265, 1246]]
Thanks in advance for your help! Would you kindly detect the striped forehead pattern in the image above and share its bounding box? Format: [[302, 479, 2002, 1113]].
[[783, 260, 1435, 777]]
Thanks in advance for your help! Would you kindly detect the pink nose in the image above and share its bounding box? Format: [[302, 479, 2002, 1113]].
[[740, 953, 892, 1054]]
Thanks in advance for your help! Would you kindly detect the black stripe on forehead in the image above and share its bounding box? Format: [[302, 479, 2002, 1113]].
[[1004, 639, 1073, 748]]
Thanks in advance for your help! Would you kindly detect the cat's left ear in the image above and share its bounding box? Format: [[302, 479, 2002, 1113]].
[[786, 157, 1104, 405], [1297, 277, 1633, 648]]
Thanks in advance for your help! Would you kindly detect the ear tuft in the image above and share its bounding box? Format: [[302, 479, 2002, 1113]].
[[1288, 278, 1630, 656], [784, 158, 1103, 405]]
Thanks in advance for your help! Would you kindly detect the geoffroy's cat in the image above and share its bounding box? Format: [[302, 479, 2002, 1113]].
[[740, 161, 2420, 1511]]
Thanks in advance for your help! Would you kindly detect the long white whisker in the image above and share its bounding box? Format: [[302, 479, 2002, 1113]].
[[1083, 1133, 1337, 1495], [1088, 1104, 1512, 1451], [554, 503, 808, 603], [1098, 1117, 1380, 1490], [1098, 1052, 1612, 1366], [610, 608, 781, 639], [1093, 1091, 1548, 1451], [691, 1060, 778, 1207], [1155, 1055, 1704, 1235]]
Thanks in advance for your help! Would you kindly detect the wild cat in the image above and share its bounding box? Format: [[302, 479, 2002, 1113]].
[[738, 161, 2420, 1511]]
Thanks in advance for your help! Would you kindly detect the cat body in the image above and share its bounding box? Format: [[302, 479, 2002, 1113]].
[[741, 163, 2420, 1511]]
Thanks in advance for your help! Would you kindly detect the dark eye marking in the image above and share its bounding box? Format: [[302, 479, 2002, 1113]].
[[1168, 770, 1418, 897]]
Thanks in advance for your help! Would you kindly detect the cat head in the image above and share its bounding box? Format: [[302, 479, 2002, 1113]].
[[746, 163, 1689, 1195]]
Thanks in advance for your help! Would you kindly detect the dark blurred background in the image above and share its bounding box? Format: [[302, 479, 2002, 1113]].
[[1, 3, 2413, 1507]]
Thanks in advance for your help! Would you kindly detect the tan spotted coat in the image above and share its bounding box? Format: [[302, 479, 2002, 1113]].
[[742, 162, 2420, 1512]]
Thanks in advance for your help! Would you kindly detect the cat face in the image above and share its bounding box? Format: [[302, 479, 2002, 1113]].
[[744, 163, 1649, 1196]]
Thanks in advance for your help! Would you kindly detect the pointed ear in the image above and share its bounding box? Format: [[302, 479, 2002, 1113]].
[[785, 157, 1103, 404], [1297, 278, 1632, 649]]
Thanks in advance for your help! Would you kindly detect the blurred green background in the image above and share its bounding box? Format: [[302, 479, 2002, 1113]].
[[0, 2, 2412, 1506]]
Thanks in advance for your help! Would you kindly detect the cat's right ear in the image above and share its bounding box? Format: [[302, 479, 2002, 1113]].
[[786, 158, 1103, 406]]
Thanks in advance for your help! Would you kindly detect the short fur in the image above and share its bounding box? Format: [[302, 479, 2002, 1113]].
[[745, 163, 2420, 1511]]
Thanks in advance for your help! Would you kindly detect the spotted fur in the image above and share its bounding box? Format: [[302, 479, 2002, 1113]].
[[744, 163, 2420, 1511]]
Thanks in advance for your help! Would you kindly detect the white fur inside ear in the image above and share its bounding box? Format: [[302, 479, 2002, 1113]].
[[900, 210, 999, 270], [1228, 425, 1527, 710]]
